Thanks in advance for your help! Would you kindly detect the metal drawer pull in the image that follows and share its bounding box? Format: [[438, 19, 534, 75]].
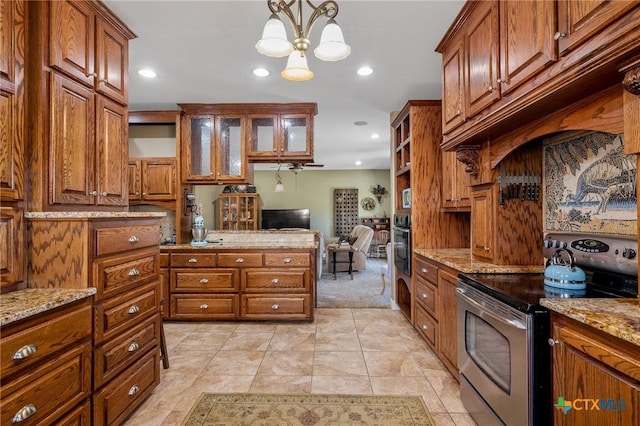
[[128, 305, 140, 314], [128, 268, 140, 276], [128, 236, 140, 243], [12, 404, 37, 423], [128, 385, 139, 396], [235, 258, 245, 263], [13, 344, 37, 360], [199, 278, 209, 284], [484, 247, 490, 252], [271, 278, 279, 284], [188, 258, 198, 263], [101, 191, 108, 196], [421, 293, 428, 299], [421, 268, 428, 273], [421, 324, 428, 330], [200, 304, 209, 310], [128, 342, 140, 352], [271, 304, 280, 310], [283, 257, 292, 264], [548, 338, 559, 347]]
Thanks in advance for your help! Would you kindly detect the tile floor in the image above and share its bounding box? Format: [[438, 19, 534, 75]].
[[124, 308, 476, 425]]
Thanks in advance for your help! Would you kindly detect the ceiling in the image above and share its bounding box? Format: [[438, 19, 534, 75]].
[[104, 0, 465, 170]]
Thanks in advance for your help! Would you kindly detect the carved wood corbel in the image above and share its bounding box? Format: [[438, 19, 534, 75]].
[[623, 67, 640, 96], [455, 145, 480, 176]]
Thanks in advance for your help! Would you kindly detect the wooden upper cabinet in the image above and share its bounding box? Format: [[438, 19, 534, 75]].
[[128, 160, 142, 200], [129, 158, 177, 202], [441, 35, 465, 133], [442, 151, 470, 211], [95, 95, 128, 206], [465, 0, 500, 118], [0, 207, 24, 289], [556, 0, 638, 56], [49, 0, 129, 104], [216, 115, 247, 181], [471, 183, 494, 260], [499, 1, 557, 95]]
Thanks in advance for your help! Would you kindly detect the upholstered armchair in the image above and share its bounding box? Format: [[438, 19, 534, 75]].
[[326, 225, 374, 272]]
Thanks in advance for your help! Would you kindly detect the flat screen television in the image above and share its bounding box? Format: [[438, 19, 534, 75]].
[[261, 209, 311, 229]]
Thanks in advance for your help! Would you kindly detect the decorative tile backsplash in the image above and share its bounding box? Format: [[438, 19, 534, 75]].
[[543, 131, 637, 236]]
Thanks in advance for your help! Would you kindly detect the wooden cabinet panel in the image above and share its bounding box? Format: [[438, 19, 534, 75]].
[[441, 35, 465, 133], [171, 294, 239, 319], [264, 252, 310, 267], [92, 349, 159, 426], [471, 184, 495, 260], [0, 207, 24, 288], [0, 344, 92, 426], [95, 223, 161, 257], [552, 314, 640, 426], [172, 269, 238, 292], [465, 1, 500, 117], [414, 257, 438, 284], [49, 72, 95, 206], [415, 276, 437, 316], [414, 304, 437, 349], [241, 294, 311, 319], [438, 269, 458, 381], [442, 151, 471, 210], [55, 401, 91, 426], [216, 193, 261, 230], [0, 0, 12, 79], [0, 305, 91, 380], [243, 270, 309, 292], [95, 17, 128, 104], [94, 248, 158, 300], [217, 252, 263, 268], [127, 160, 141, 200], [499, 0, 557, 95], [142, 158, 176, 200], [95, 95, 127, 206], [170, 253, 216, 267]]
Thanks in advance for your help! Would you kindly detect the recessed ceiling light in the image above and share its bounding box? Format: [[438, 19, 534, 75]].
[[138, 68, 157, 78], [353, 121, 367, 126], [371, 133, 380, 139], [253, 68, 269, 77], [355, 160, 362, 166], [357, 66, 373, 76]]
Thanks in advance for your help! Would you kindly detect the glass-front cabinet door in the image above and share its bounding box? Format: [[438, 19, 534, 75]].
[[183, 115, 214, 181], [247, 113, 313, 162], [247, 114, 278, 160], [281, 114, 312, 159], [217, 194, 260, 230], [216, 115, 246, 182]]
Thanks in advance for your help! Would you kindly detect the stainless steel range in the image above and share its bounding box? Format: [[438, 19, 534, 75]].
[[457, 233, 638, 426]]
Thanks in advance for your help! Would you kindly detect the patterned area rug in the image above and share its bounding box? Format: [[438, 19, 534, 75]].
[[317, 259, 391, 308], [181, 393, 435, 425]]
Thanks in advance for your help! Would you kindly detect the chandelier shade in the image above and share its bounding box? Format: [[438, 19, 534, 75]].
[[256, 0, 350, 81], [255, 13, 294, 57], [281, 51, 314, 81]]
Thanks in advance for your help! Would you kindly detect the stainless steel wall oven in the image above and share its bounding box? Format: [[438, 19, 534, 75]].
[[393, 214, 411, 275]]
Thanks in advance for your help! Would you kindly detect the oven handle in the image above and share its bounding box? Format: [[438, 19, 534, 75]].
[[456, 287, 526, 330]]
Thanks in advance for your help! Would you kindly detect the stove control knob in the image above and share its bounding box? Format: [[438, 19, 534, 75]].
[[543, 239, 553, 248], [622, 248, 636, 259], [558, 241, 567, 249]]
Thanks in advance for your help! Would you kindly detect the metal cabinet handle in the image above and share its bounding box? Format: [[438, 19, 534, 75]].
[[271, 304, 280, 310], [421, 268, 428, 273], [200, 304, 209, 310], [548, 338, 559, 347], [421, 324, 428, 330], [90, 190, 98, 196], [283, 257, 292, 264], [188, 258, 198, 263], [12, 404, 37, 423], [235, 258, 244, 263], [128, 385, 139, 396], [128, 268, 140, 276], [487, 85, 494, 92], [455, 109, 462, 116], [13, 344, 37, 360], [101, 191, 108, 196], [128, 342, 140, 352], [129, 236, 140, 243], [199, 278, 209, 284], [483, 246, 490, 252], [271, 278, 279, 284], [128, 305, 140, 314], [554, 31, 566, 40], [421, 293, 428, 299]]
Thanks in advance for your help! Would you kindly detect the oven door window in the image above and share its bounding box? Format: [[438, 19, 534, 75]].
[[465, 312, 511, 393]]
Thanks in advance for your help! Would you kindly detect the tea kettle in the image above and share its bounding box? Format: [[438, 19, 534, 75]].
[[544, 248, 586, 289]]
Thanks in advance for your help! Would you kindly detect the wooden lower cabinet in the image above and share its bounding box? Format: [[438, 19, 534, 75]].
[[413, 254, 460, 381], [551, 312, 640, 426], [0, 300, 92, 425], [167, 248, 315, 321]]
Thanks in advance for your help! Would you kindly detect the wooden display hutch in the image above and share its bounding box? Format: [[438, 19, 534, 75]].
[[216, 193, 261, 230]]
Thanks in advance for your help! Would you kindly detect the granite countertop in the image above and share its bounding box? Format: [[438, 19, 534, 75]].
[[24, 211, 166, 219], [162, 230, 318, 250], [540, 298, 640, 346], [161, 241, 317, 250], [415, 248, 544, 274], [0, 288, 97, 327]]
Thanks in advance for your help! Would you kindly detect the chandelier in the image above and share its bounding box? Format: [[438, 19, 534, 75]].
[[256, 0, 351, 81]]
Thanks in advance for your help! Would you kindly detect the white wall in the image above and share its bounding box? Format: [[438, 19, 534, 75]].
[[194, 169, 391, 239]]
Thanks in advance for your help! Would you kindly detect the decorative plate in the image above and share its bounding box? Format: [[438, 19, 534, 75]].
[[361, 197, 376, 211]]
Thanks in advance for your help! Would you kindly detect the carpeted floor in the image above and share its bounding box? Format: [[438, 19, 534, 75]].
[[181, 393, 435, 425], [317, 258, 391, 308]]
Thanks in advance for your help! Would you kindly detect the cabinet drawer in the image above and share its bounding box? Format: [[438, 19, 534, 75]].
[[1, 305, 91, 380], [0, 344, 91, 426], [93, 349, 160, 426], [171, 294, 239, 320], [243, 270, 309, 292], [217, 253, 263, 267], [241, 294, 311, 319], [415, 257, 438, 284], [55, 400, 91, 426], [415, 304, 438, 349], [94, 283, 159, 344], [95, 224, 160, 257], [159, 252, 169, 268], [170, 253, 216, 268], [171, 269, 238, 292], [94, 248, 159, 300], [415, 276, 438, 317], [94, 315, 160, 388], [264, 253, 310, 267]]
